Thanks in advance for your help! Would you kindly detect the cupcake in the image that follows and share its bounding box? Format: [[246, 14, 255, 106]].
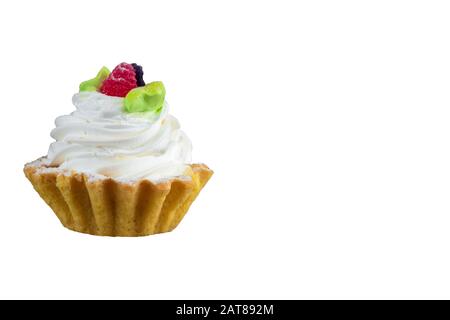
[[24, 62, 213, 237]]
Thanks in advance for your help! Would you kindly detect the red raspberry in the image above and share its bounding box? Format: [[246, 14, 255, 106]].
[[100, 63, 137, 97]]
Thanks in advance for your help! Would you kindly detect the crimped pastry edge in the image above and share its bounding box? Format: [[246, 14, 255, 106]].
[[24, 159, 213, 237]]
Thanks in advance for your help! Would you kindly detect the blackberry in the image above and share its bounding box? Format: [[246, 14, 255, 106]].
[[132, 63, 145, 87]]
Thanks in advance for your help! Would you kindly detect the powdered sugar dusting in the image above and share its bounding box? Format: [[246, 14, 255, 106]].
[[25, 156, 193, 185]]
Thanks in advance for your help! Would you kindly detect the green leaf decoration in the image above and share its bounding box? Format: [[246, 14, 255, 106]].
[[124, 81, 166, 114]]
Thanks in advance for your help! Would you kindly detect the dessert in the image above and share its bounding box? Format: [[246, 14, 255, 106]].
[[24, 62, 213, 237]]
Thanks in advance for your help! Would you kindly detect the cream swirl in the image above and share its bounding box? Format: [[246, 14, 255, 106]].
[[46, 91, 192, 182]]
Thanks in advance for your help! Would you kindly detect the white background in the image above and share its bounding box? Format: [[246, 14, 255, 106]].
[[1, 0, 450, 299]]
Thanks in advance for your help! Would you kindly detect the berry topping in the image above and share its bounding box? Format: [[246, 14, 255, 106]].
[[100, 63, 137, 97], [131, 63, 145, 87], [79, 66, 110, 92], [124, 81, 166, 114]]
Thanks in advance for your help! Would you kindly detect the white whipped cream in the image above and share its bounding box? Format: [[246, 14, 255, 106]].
[[46, 91, 192, 182]]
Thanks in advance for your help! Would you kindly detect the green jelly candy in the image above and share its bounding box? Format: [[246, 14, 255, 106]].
[[124, 81, 166, 114], [79, 66, 110, 92]]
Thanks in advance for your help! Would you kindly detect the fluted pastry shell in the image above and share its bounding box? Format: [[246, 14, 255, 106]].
[[24, 160, 213, 237]]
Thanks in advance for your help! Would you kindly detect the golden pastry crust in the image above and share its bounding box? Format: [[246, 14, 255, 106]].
[[24, 161, 213, 237]]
